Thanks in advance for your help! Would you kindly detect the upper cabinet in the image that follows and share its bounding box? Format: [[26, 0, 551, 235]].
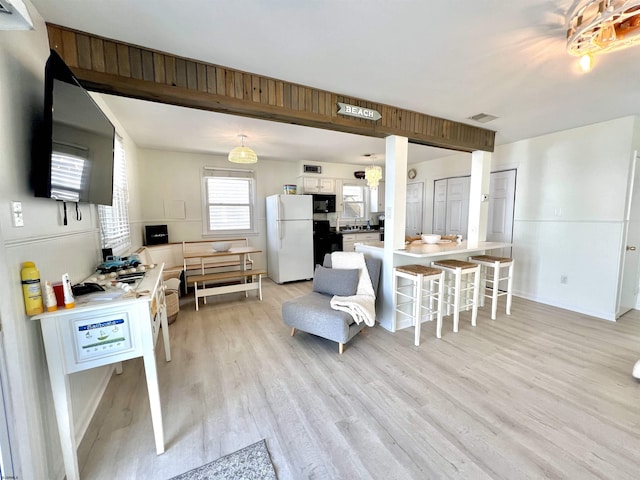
[[298, 176, 336, 194]]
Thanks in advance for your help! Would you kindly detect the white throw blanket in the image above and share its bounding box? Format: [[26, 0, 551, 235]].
[[329, 252, 376, 327]]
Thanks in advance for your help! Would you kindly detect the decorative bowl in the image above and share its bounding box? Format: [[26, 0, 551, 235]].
[[212, 242, 232, 252], [421, 234, 441, 244]]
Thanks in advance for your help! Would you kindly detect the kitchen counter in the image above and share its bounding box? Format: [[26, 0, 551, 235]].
[[396, 240, 511, 258], [337, 227, 381, 234]]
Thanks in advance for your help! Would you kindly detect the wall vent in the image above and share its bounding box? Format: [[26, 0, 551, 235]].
[[303, 164, 322, 174]]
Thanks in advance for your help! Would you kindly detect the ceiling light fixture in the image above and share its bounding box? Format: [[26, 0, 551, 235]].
[[364, 154, 382, 189], [228, 134, 257, 164], [567, 1, 640, 69]]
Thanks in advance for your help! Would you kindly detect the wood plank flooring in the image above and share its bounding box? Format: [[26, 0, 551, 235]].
[[78, 279, 640, 479]]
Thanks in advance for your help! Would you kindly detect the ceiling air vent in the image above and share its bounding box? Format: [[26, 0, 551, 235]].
[[0, 0, 33, 29], [303, 164, 322, 174], [0, 1, 12, 14], [468, 113, 498, 124]]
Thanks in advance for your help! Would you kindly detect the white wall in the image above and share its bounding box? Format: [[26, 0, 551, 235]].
[[135, 149, 303, 270], [0, 5, 143, 477], [412, 117, 637, 320]]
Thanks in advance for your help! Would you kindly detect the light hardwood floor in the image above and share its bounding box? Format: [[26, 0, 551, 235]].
[[78, 279, 640, 479]]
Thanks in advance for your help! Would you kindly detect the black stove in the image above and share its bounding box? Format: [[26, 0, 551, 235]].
[[313, 220, 343, 266]]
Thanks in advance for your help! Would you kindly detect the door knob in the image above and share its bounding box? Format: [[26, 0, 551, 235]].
[[627, 246, 637, 251]]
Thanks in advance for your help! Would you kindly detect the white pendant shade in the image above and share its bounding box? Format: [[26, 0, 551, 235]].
[[228, 134, 258, 164]]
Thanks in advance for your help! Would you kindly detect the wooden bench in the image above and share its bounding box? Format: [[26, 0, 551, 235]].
[[187, 269, 266, 311], [137, 238, 255, 294]]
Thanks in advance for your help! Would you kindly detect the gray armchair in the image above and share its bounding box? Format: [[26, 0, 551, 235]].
[[282, 254, 381, 354]]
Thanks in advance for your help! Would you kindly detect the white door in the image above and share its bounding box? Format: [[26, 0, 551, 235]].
[[446, 177, 470, 237], [617, 153, 640, 317], [487, 169, 516, 259], [433, 179, 447, 235], [405, 182, 424, 237]]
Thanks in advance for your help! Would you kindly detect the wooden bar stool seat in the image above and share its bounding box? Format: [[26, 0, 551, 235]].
[[431, 259, 480, 333], [468, 255, 514, 320], [393, 264, 445, 344]]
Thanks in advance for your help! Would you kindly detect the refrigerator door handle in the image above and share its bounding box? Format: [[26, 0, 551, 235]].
[[278, 221, 284, 249]]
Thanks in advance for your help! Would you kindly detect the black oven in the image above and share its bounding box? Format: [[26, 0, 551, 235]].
[[313, 220, 343, 265], [312, 194, 336, 213]]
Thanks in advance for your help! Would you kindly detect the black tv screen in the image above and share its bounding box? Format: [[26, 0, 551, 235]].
[[32, 50, 115, 206]]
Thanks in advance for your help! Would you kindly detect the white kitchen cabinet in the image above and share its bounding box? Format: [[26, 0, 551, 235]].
[[299, 176, 336, 194], [342, 232, 380, 251]]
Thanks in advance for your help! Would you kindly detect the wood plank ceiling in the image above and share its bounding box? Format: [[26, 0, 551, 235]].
[[47, 23, 495, 154]]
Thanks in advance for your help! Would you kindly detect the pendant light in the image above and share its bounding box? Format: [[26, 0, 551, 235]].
[[228, 134, 258, 164], [364, 154, 382, 189]]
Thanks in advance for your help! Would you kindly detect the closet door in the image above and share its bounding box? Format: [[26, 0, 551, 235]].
[[432, 179, 447, 235], [445, 177, 470, 237], [405, 182, 424, 237], [487, 169, 516, 258]]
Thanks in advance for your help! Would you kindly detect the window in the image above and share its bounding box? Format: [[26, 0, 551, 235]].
[[202, 167, 255, 235], [342, 184, 366, 219], [98, 135, 130, 254]]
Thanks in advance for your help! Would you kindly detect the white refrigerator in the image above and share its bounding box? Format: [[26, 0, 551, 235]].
[[266, 194, 314, 283]]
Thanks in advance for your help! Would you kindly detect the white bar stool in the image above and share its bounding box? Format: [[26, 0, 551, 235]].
[[468, 255, 514, 320], [431, 259, 480, 333], [393, 264, 445, 344]]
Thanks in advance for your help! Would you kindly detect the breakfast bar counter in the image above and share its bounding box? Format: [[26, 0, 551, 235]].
[[355, 240, 512, 332], [355, 240, 511, 258]]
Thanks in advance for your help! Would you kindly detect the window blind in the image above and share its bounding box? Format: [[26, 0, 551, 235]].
[[98, 135, 130, 253], [202, 167, 255, 234]]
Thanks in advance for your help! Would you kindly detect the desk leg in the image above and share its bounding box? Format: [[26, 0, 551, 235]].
[[136, 302, 165, 454], [241, 253, 248, 298], [41, 322, 80, 480], [143, 350, 165, 454], [161, 303, 172, 362]]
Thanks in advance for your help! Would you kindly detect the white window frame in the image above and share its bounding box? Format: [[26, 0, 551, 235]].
[[98, 134, 130, 255], [341, 183, 367, 221], [201, 167, 256, 236]]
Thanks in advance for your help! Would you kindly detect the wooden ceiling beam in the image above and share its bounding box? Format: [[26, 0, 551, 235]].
[[46, 23, 495, 153]]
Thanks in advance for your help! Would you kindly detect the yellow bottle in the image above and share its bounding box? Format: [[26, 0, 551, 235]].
[[21, 261, 44, 316]]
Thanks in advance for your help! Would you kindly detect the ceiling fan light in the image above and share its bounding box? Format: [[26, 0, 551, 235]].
[[579, 53, 593, 71]]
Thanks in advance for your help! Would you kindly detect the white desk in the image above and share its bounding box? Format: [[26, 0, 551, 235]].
[[32, 264, 171, 480]]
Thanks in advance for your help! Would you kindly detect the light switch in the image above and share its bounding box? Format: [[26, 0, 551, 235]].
[[11, 201, 24, 227]]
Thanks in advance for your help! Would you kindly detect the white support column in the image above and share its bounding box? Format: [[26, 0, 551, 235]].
[[467, 150, 492, 247], [381, 135, 408, 331]]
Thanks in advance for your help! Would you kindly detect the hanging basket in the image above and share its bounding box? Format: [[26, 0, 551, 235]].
[[166, 289, 179, 324]]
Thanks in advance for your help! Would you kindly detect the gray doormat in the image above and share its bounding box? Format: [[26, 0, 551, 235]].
[[169, 439, 277, 480]]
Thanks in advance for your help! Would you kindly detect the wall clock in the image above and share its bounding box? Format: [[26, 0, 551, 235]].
[[407, 168, 417, 179]]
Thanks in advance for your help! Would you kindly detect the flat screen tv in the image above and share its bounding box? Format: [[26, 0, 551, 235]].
[[32, 50, 115, 206]]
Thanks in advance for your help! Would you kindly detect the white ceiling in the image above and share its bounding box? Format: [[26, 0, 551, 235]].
[[28, 0, 640, 166]]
